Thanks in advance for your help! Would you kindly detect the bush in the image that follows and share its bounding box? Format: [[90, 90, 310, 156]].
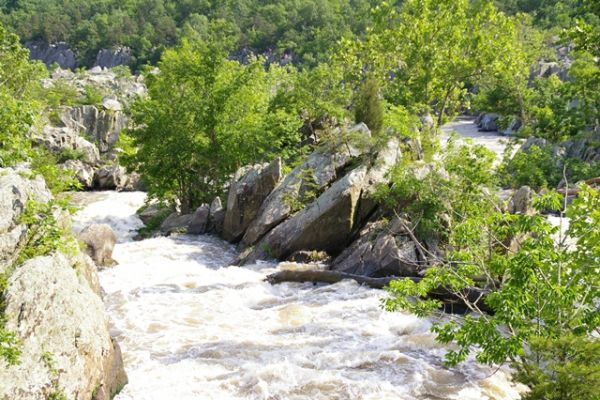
[[354, 78, 384, 135], [497, 144, 561, 189]]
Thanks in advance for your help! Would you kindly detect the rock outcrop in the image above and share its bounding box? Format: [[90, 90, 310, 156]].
[[476, 113, 499, 132], [238, 135, 401, 264], [332, 218, 422, 277], [0, 168, 127, 399], [78, 224, 117, 267], [223, 158, 283, 242], [61, 103, 126, 154], [0, 168, 52, 270], [94, 47, 132, 68], [25, 42, 78, 69], [0, 253, 127, 400]]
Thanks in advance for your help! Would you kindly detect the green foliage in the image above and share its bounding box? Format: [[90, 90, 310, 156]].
[[1, 0, 373, 68], [281, 168, 320, 213], [354, 78, 383, 135], [384, 185, 600, 399], [498, 144, 561, 189], [123, 24, 304, 211], [16, 199, 79, 266], [340, 0, 518, 127], [0, 273, 21, 366], [375, 140, 496, 240]]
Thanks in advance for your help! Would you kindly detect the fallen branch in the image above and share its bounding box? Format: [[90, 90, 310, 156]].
[[265, 269, 493, 314]]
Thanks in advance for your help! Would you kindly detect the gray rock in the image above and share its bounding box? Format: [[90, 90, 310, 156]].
[[25, 42, 78, 69], [40, 126, 101, 165], [61, 105, 126, 154], [93, 165, 128, 190], [94, 47, 132, 68], [0, 253, 127, 400], [208, 197, 225, 235], [223, 158, 282, 242], [188, 204, 210, 235], [160, 212, 193, 235], [60, 160, 95, 189], [287, 250, 332, 264], [78, 224, 117, 266], [477, 113, 499, 132], [332, 218, 421, 277], [241, 151, 353, 246], [0, 169, 51, 270], [102, 97, 123, 112]]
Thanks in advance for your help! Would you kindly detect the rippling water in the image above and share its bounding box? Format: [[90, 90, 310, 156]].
[[72, 191, 523, 400]]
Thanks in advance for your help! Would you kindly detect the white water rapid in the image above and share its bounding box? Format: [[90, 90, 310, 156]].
[[71, 186, 524, 400]]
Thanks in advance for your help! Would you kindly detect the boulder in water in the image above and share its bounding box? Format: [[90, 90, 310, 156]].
[[160, 212, 193, 235], [78, 223, 117, 267], [223, 158, 282, 242]]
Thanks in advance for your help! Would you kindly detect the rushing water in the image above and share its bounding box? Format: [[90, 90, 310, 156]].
[[71, 190, 524, 400]]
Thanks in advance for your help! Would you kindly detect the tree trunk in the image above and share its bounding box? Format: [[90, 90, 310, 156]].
[[265, 269, 493, 314]]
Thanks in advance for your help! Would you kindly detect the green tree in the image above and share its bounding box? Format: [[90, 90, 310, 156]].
[[123, 24, 302, 212], [354, 78, 384, 135], [384, 173, 600, 399]]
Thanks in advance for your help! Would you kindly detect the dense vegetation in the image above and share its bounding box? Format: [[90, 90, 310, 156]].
[[1, 0, 599, 396]]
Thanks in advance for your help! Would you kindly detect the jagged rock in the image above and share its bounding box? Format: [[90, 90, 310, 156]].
[[241, 151, 357, 246], [39, 126, 101, 165], [94, 47, 132, 68], [521, 136, 549, 152], [239, 138, 400, 264], [507, 186, 534, 215], [332, 218, 421, 278], [0, 253, 127, 400], [60, 160, 95, 189], [188, 204, 210, 235], [208, 197, 225, 235], [477, 113, 499, 132], [25, 42, 78, 69], [93, 165, 128, 190], [61, 105, 126, 154], [223, 158, 282, 242], [160, 212, 193, 235], [78, 224, 117, 267], [0, 168, 52, 271]]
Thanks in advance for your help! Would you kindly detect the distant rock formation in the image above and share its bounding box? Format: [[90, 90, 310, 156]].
[[95, 47, 133, 68], [25, 41, 78, 69]]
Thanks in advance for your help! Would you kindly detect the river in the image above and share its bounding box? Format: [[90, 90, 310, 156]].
[[71, 120, 524, 400]]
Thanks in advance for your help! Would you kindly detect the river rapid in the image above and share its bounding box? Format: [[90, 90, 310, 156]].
[[68, 190, 521, 400]]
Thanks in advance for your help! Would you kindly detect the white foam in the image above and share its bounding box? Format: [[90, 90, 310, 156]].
[[73, 191, 524, 399]]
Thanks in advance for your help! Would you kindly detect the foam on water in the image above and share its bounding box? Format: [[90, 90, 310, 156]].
[[73, 191, 523, 400]]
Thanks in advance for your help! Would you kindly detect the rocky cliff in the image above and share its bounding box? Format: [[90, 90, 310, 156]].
[[0, 168, 127, 399]]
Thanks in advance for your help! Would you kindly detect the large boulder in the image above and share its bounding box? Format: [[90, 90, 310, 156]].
[[507, 186, 534, 215], [93, 165, 128, 190], [477, 113, 499, 132], [160, 212, 193, 235], [0, 169, 52, 271], [0, 253, 127, 400], [78, 224, 117, 267], [242, 138, 400, 263], [241, 151, 354, 246], [222, 158, 282, 242], [188, 204, 210, 235], [332, 218, 422, 278]]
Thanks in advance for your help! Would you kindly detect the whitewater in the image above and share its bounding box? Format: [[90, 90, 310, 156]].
[[71, 120, 524, 400]]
